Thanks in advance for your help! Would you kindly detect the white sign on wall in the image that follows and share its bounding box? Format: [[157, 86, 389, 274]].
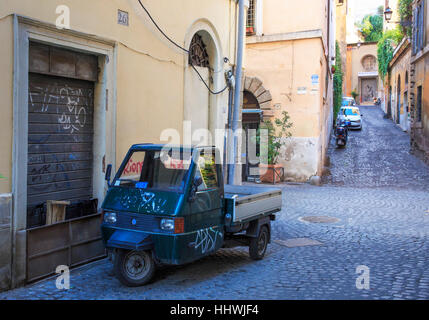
[[118, 10, 129, 26]]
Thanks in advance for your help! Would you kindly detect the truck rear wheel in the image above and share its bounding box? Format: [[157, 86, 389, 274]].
[[249, 225, 269, 260], [114, 249, 155, 287]]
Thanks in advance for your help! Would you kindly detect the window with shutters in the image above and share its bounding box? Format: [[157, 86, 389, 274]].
[[413, 0, 426, 55], [247, 0, 256, 35], [417, 85, 423, 122]]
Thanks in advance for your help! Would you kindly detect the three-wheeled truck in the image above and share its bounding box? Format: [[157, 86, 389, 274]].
[[101, 144, 282, 286]]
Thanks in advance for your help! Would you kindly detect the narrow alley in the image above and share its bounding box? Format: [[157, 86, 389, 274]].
[[2, 104, 429, 300]]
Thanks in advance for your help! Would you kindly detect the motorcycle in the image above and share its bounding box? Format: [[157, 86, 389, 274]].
[[373, 97, 381, 106], [335, 120, 350, 147]]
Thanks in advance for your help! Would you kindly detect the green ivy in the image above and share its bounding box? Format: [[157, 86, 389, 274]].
[[377, 28, 403, 82], [333, 41, 343, 120], [399, 0, 413, 37]]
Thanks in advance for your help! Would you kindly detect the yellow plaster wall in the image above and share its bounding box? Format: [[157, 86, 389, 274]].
[[245, 39, 323, 138], [0, 0, 238, 193], [0, 16, 13, 193]]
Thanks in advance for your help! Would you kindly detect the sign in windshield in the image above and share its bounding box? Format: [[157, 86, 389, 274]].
[[114, 150, 192, 192]]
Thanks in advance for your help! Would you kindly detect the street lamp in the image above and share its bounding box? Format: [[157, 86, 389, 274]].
[[383, 6, 411, 26], [384, 7, 393, 22]]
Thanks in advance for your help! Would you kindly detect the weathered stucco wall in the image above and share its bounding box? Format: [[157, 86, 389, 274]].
[[0, 0, 239, 289], [411, 53, 429, 158], [389, 44, 411, 132], [245, 36, 333, 181], [244, 0, 334, 182], [335, 0, 348, 93], [0, 0, 238, 193], [262, 0, 329, 45], [0, 16, 13, 194]]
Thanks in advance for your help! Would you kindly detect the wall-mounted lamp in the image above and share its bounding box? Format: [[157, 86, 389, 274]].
[[384, 7, 393, 22], [383, 6, 411, 25]]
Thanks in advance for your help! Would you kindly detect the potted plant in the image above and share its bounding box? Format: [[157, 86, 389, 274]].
[[255, 111, 293, 183], [246, 26, 254, 35], [351, 89, 359, 102]]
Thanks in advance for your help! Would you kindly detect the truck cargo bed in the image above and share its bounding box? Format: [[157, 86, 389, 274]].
[[224, 185, 282, 223]]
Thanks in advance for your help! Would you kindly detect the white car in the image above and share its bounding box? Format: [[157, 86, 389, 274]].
[[337, 106, 363, 130], [341, 97, 356, 107]]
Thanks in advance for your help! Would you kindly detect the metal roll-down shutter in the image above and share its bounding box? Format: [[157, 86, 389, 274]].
[[28, 73, 95, 209]]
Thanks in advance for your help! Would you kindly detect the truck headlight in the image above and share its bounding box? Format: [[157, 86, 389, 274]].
[[160, 219, 175, 231], [104, 212, 117, 224]]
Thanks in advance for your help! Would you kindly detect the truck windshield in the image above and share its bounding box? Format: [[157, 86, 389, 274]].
[[113, 150, 192, 192]]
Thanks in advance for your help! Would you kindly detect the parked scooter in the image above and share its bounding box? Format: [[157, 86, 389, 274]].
[[373, 97, 381, 106], [335, 120, 351, 147]]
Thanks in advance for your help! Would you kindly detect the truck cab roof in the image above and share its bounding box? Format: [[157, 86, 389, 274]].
[[129, 144, 217, 152]]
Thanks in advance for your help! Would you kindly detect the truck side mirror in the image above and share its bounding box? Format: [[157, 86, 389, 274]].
[[194, 177, 203, 188], [105, 164, 112, 187], [188, 177, 203, 203]]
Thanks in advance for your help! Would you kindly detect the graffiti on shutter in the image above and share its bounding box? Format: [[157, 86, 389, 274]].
[[27, 74, 95, 226]]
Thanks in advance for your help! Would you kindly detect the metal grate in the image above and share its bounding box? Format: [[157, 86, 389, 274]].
[[246, 0, 255, 35], [115, 212, 160, 232], [189, 34, 210, 68]]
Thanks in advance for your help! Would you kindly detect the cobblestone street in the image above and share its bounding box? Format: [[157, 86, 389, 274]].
[[2, 105, 429, 300]]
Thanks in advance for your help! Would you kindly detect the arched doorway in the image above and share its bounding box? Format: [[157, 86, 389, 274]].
[[396, 75, 401, 124], [183, 23, 223, 147], [404, 71, 410, 131], [241, 76, 274, 182], [242, 91, 261, 181], [185, 32, 212, 144]]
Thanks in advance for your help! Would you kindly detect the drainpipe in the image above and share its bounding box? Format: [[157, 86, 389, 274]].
[[223, 81, 234, 180], [228, 0, 245, 185]]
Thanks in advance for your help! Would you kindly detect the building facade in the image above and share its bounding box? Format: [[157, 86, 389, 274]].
[[242, 0, 335, 182], [345, 42, 384, 105], [387, 38, 412, 132], [336, 0, 349, 95], [410, 0, 429, 163], [0, 0, 242, 291]]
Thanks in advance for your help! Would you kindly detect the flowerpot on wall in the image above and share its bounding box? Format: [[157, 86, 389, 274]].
[[259, 163, 284, 184], [246, 27, 254, 35]]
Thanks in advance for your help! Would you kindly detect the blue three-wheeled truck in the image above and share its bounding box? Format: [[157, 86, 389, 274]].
[[101, 144, 282, 286]]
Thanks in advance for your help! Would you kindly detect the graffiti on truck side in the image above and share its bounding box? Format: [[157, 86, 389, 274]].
[[194, 227, 223, 254]]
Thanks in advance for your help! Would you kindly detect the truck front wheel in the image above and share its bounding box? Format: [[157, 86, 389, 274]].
[[249, 225, 269, 260], [114, 249, 155, 287]]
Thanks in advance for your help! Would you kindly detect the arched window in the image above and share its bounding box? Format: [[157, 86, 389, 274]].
[[188, 33, 209, 68], [405, 71, 408, 86], [361, 55, 376, 71]]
